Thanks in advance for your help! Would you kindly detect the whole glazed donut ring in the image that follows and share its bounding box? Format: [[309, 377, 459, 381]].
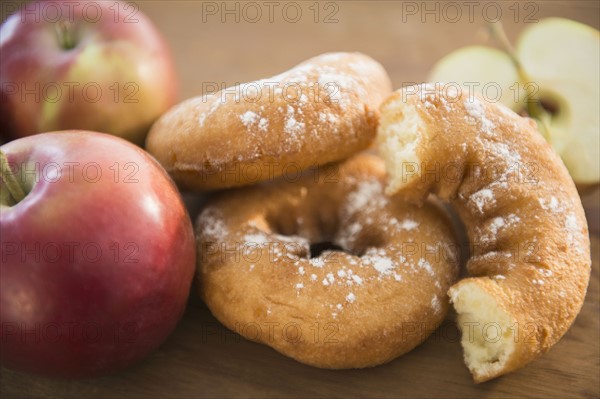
[[196, 154, 459, 368], [377, 84, 591, 382], [146, 52, 391, 191]]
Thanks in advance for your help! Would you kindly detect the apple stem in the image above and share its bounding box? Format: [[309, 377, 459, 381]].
[[486, 23, 524, 76], [55, 19, 76, 50], [0, 150, 25, 204], [487, 21, 551, 139]]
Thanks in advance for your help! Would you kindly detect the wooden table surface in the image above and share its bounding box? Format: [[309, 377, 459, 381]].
[[2, 1, 599, 398]]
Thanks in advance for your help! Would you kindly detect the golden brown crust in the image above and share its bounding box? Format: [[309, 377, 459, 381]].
[[196, 154, 459, 368], [146, 53, 392, 191], [377, 84, 591, 382]]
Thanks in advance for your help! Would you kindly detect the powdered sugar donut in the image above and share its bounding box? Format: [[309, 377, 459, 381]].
[[377, 85, 591, 382], [146, 53, 391, 191], [196, 154, 459, 368]]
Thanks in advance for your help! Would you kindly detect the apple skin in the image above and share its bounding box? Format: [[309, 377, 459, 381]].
[[0, 1, 178, 145], [0, 131, 195, 378]]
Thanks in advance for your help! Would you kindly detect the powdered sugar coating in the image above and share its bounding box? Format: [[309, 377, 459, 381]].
[[464, 97, 495, 136], [470, 188, 495, 214], [199, 207, 229, 240]]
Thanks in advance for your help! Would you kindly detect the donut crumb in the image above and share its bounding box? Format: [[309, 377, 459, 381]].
[[449, 282, 515, 382]]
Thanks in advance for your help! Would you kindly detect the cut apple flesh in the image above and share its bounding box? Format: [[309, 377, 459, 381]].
[[429, 46, 524, 108], [517, 18, 600, 184]]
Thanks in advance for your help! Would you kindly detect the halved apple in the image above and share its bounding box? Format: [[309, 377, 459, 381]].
[[429, 18, 600, 184], [517, 18, 599, 184]]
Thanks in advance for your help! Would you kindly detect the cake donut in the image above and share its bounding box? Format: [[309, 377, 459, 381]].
[[196, 154, 459, 368], [377, 85, 591, 382], [146, 53, 391, 191]]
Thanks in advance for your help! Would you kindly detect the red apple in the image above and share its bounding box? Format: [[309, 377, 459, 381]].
[[0, 131, 195, 378], [0, 0, 178, 144]]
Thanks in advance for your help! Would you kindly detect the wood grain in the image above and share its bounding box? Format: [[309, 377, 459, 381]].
[[2, 234, 599, 398], [1, 1, 599, 398]]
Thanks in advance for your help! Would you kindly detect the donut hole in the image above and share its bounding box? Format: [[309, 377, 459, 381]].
[[308, 230, 386, 259], [266, 212, 300, 237], [309, 241, 345, 258], [264, 203, 347, 257], [263, 193, 389, 260], [342, 230, 387, 257], [264, 213, 386, 259]]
